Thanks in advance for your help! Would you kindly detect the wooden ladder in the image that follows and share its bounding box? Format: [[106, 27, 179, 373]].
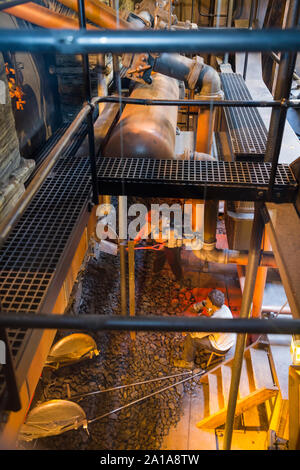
[[197, 344, 278, 429]]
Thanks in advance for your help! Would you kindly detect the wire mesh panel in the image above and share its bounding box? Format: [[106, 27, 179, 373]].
[[221, 73, 268, 161]]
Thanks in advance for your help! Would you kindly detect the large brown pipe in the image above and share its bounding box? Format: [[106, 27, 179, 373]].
[[103, 73, 179, 159], [58, 0, 131, 29], [4, 2, 99, 29]]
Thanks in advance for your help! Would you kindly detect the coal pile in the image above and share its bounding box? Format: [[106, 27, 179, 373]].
[[18, 240, 202, 450]]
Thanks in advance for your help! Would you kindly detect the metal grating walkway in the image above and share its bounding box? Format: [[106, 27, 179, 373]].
[[97, 157, 297, 202], [0, 153, 298, 406], [1, 157, 93, 314], [26, 122, 89, 186], [0, 155, 94, 402], [221, 73, 268, 161]]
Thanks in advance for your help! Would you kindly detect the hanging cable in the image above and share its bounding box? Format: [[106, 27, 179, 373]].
[[66, 370, 194, 400], [87, 370, 204, 425]]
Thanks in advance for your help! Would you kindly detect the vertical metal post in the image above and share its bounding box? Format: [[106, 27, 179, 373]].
[[243, 0, 258, 80], [128, 240, 136, 340], [96, 54, 107, 114], [223, 202, 265, 450], [77, 0, 99, 205], [191, 0, 194, 23], [207, 0, 216, 65], [266, 0, 300, 199], [112, 0, 122, 96], [112, 55, 122, 96], [204, 199, 219, 246], [251, 229, 271, 322], [223, 0, 234, 64], [119, 196, 127, 316]]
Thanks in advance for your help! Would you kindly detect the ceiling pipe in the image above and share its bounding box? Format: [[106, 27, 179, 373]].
[[58, 0, 132, 29], [261, 306, 291, 315], [58, 0, 222, 95], [6, 0, 222, 97], [4, 2, 99, 29]]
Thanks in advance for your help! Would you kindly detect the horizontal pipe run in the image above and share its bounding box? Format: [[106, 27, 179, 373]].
[[227, 250, 276, 267], [262, 306, 291, 314], [0, 0, 29, 10], [58, 0, 131, 30], [4, 2, 99, 30], [0, 314, 299, 334], [0, 104, 92, 246], [192, 248, 276, 267], [91, 96, 300, 108], [187, 248, 276, 267], [1, 28, 300, 54]]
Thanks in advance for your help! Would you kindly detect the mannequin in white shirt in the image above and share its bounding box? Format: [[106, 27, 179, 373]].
[[173, 289, 236, 370]]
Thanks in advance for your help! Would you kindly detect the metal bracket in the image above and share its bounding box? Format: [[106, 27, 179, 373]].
[[259, 203, 271, 225], [187, 56, 204, 90], [124, 53, 154, 85]]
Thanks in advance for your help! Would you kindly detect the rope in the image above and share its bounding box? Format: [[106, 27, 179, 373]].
[[87, 370, 204, 425], [67, 370, 194, 400]]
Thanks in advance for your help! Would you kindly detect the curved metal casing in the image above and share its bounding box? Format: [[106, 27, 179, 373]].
[[103, 73, 179, 159]]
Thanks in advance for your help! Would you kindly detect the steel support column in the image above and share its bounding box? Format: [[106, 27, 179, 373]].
[[223, 0, 234, 64], [203, 200, 219, 246], [119, 196, 127, 316], [266, 0, 300, 199], [243, 0, 258, 80], [128, 240, 136, 340]]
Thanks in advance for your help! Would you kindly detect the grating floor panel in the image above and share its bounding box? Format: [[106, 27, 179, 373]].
[[97, 157, 297, 202], [0, 155, 94, 402], [1, 157, 93, 313], [26, 122, 88, 186], [221, 73, 268, 161]]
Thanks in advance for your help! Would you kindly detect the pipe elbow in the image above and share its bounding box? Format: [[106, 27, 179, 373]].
[[190, 247, 228, 264], [197, 64, 223, 98], [205, 248, 228, 264]]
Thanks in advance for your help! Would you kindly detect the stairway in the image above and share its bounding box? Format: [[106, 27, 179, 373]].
[[197, 344, 278, 429]]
